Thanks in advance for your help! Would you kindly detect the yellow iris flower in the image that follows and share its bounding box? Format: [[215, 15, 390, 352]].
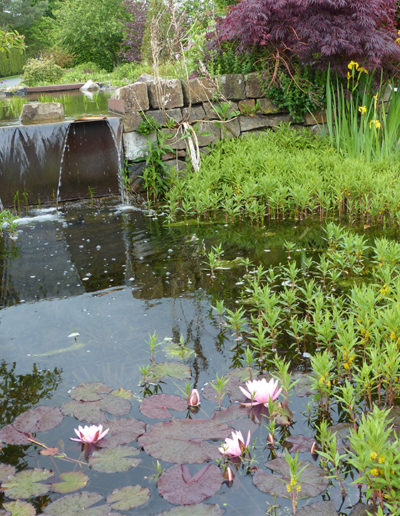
[[348, 61, 359, 71], [369, 119, 381, 129], [358, 106, 367, 115]]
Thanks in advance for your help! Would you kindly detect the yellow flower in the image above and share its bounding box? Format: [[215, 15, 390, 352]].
[[369, 119, 381, 129], [396, 38, 400, 45], [296, 484, 301, 493], [290, 478, 296, 487], [348, 61, 359, 71], [358, 106, 367, 115], [370, 468, 380, 476], [358, 67, 368, 74], [347, 72, 351, 79], [287, 484, 291, 493], [370, 451, 378, 460], [373, 94, 378, 109], [378, 455, 385, 464]]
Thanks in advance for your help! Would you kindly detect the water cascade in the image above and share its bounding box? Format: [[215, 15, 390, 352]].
[[0, 117, 124, 209]]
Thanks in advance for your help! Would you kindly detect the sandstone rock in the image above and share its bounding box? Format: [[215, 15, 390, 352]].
[[123, 131, 156, 160], [245, 72, 269, 98], [136, 73, 156, 83], [122, 113, 143, 132], [182, 77, 217, 104], [160, 128, 187, 150], [182, 104, 206, 123], [238, 99, 255, 114], [127, 161, 146, 193], [111, 82, 149, 114], [202, 101, 239, 120], [80, 79, 99, 92], [219, 118, 241, 140], [304, 110, 327, 125], [20, 102, 64, 124], [163, 159, 187, 174], [257, 98, 281, 114], [145, 108, 182, 126], [148, 79, 184, 109], [239, 114, 291, 132], [218, 74, 246, 100], [196, 121, 221, 146]]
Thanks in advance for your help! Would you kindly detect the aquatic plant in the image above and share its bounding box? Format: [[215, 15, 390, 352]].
[[218, 430, 251, 458], [70, 424, 109, 445], [239, 378, 282, 407]]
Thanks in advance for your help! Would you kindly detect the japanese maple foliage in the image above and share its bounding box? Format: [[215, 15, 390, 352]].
[[213, 0, 400, 72]]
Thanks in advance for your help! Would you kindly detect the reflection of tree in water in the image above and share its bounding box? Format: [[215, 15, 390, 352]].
[[0, 360, 62, 474]]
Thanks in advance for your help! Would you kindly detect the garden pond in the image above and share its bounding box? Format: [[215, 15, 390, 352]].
[[0, 199, 399, 515]]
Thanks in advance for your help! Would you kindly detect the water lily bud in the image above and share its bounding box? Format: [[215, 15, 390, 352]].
[[224, 466, 235, 484], [311, 441, 318, 454], [188, 388, 200, 407], [267, 432, 274, 446]]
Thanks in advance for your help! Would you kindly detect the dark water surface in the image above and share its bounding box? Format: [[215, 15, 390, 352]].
[[1, 201, 380, 514]]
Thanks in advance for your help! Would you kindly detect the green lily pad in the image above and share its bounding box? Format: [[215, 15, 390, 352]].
[[139, 419, 231, 464], [3, 469, 53, 499], [43, 492, 112, 516], [98, 418, 145, 448], [3, 500, 36, 516], [111, 388, 134, 400], [51, 472, 89, 494], [107, 485, 150, 510], [214, 257, 243, 270], [164, 342, 195, 360], [157, 504, 225, 516], [0, 464, 16, 483], [61, 393, 131, 423], [89, 446, 141, 473], [70, 383, 113, 402], [143, 362, 191, 383]]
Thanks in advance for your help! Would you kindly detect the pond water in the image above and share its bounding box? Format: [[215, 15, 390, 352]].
[[0, 91, 112, 127], [0, 201, 394, 515]]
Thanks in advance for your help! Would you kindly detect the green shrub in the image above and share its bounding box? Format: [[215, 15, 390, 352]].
[[0, 47, 26, 77], [22, 58, 64, 86]]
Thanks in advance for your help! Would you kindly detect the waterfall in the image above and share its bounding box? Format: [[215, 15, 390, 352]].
[[106, 117, 127, 205], [56, 122, 72, 206]]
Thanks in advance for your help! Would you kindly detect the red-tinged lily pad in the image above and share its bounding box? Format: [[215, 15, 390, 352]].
[[296, 501, 338, 516], [98, 418, 146, 448], [157, 504, 225, 516], [3, 500, 36, 516], [266, 458, 329, 498], [0, 464, 16, 482], [3, 469, 53, 499], [51, 472, 89, 494], [253, 470, 288, 498], [158, 464, 223, 505], [43, 492, 114, 516], [107, 485, 150, 510], [0, 407, 64, 445], [140, 394, 187, 419], [285, 435, 316, 453], [143, 362, 191, 383], [139, 419, 232, 464], [89, 446, 141, 473], [69, 382, 113, 402], [225, 369, 259, 402], [61, 394, 131, 423]]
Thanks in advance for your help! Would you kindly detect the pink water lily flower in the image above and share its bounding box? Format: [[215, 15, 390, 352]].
[[239, 378, 282, 407], [70, 424, 109, 445], [219, 430, 251, 457], [187, 388, 200, 407]]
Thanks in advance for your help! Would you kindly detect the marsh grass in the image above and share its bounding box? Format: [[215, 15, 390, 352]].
[[166, 125, 400, 226]]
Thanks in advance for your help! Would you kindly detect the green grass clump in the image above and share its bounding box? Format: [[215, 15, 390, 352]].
[[166, 125, 400, 226]]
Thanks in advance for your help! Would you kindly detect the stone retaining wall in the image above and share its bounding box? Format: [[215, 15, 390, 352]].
[[108, 73, 326, 192]]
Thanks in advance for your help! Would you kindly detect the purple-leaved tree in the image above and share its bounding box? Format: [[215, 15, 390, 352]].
[[120, 0, 147, 63], [213, 0, 400, 73]]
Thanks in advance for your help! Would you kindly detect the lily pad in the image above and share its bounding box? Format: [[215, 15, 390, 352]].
[[285, 435, 315, 453], [0, 407, 64, 445], [61, 393, 131, 423], [164, 342, 195, 360], [139, 419, 231, 464], [89, 445, 141, 473], [3, 500, 36, 516], [3, 469, 53, 499], [98, 418, 145, 448], [143, 362, 191, 383], [111, 388, 133, 400], [107, 485, 150, 510], [253, 470, 288, 498], [157, 504, 225, 516], [140, 394, 187, 419], [43, 492, 112, 516], [0, 464, 16, 482], [158, 464, 223, 505], [51, 472, 89, 494], [267, 458, 329, 498], [70, 382, 112, 402]]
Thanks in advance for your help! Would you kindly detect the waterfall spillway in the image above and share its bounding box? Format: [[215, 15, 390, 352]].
[[0, 117, 124, 209]]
